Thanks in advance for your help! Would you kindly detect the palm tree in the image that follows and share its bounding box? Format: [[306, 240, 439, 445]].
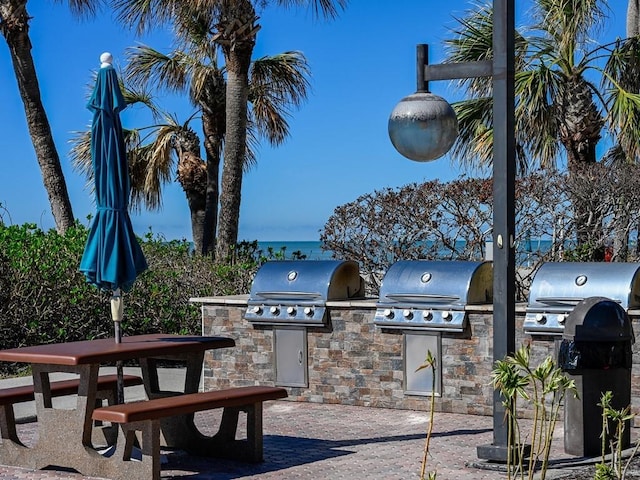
[[70, 67, 220, 254], [125, 44, 311, 256], [122, 6, 227, 255], [444, 0, 640, 258], [71, 99, 215, 253], [112, 0, 347, 261], [0, 0, 89, 232]]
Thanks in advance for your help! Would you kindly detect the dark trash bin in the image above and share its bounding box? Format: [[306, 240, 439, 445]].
[[558, 296, 635, 457]]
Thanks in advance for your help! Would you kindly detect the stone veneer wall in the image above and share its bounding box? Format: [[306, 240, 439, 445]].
[[195, 296, 640, 418]]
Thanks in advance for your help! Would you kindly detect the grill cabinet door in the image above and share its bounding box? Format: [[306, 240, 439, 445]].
[[274, 327, 308, 387], [404, 333, 441, 396]]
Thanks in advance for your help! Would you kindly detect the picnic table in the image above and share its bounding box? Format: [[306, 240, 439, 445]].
[[0, 333, 235, 478]]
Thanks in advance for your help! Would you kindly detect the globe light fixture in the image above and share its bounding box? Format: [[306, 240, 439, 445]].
[[388, 91, 458, 162]]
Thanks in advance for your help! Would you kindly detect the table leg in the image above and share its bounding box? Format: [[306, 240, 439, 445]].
[[34, 364, 110, 471], [0, 401, 29, 466], [33, 364, 99, 446], [139, 351, 205, 449], [0, 364, 107, 472]]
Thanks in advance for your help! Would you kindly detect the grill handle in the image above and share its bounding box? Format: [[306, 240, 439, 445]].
[[535, 297, 622, 306], [254, 291, 324, 301], [534, 297, 585, 306], [384, 293, 461, 303]]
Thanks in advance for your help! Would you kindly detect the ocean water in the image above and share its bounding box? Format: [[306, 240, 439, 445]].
[[257, 239, 557, 263], [256, 241, 332, 260]]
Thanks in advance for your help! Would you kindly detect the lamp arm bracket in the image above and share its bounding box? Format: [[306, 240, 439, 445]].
[[424, 60, 493, 83]]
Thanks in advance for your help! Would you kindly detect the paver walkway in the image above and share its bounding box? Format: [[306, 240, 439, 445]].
[[0, 400, 627, 479]]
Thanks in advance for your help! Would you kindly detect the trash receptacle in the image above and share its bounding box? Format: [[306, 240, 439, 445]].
[[558, 296, 635, 457]]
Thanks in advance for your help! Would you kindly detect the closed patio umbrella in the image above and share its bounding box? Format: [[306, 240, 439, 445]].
[[79, 52, 148, 403]]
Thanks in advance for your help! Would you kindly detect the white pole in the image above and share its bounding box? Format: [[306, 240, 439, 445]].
[[110, 288, 124, 403]]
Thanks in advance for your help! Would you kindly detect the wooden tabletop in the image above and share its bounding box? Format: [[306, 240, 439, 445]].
[[0, 334, 235, 366]]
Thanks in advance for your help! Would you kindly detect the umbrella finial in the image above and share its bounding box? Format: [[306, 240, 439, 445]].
[[100, 52, 113, 68]]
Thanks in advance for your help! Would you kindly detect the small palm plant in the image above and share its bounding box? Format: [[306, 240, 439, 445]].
[[594, 391, 639, 480], [491, 344, 576, 480], [416, 350, 438, 480]]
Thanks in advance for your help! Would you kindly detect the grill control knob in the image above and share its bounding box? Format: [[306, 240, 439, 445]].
[[269, 306, 280, 316], [423, 310, 433, 321], [304, 307, 314, 317], [403, 309, 413, 319], [383, 309, 394, 319], [557, 314, 566, 324], [442, 311, 452, 321], [287, 306, 296, 316], [535, 313, 546, 324], [251, 306, 263, 315]]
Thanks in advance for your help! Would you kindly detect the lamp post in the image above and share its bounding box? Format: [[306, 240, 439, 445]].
[[388, 0, 515, 460]]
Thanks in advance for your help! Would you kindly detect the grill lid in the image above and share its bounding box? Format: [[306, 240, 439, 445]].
[[244, 260, 363, 326], [524, 262, 640, 335], [374, 260, 493, 331]]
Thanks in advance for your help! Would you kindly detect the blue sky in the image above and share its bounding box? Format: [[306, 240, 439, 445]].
[[0, 1, 628, 242]]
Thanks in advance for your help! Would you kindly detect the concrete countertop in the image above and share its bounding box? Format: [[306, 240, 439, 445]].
[[189, 295, 534, 312]]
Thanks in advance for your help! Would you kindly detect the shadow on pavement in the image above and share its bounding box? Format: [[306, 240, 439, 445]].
[[165, 427, 493, 479]]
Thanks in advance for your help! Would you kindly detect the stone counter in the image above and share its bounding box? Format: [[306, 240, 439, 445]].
[[191, 296, 640, 417]]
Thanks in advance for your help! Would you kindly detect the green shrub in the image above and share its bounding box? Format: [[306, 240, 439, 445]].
[[0, 223, 259, 375]]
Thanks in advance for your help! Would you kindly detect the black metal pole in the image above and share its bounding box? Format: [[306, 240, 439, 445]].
[[417, 44, 428, 92], [487, 0, 516, 457]]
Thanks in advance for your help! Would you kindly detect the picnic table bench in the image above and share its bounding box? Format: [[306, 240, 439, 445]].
[[92, 385, 288, 480], [0, 374, 142, 407]]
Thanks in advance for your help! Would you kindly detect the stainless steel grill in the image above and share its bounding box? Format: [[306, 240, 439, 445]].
[[524, 262, 640, 335], [374, 260, 493, 332], [244, 260, 364, 327]]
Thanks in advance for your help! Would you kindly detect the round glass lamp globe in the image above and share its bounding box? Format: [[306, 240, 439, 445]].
[[388, 92, 459, 162]]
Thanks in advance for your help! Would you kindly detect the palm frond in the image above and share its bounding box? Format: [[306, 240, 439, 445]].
[[54, 0, 102, 19], [534, 0, 608, 51], [515, 67, 562, 169], [112, 0, 186, 34], [445, 2, 494, 97], [190, 63, 226, 114], [68, 128, 93, 186], [273, 0, 348, 20], [125, 45, 192, 93], [249, 51, 311, 145], [605, 88, 640, 162], [243, 116, 260, 172], [603, 36, 640, 93], [450, 96, 494, 170]]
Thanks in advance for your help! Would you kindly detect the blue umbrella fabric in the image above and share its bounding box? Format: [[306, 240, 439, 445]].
[[79, 52, 147, 336]]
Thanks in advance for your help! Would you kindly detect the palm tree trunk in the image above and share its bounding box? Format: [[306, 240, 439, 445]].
[[216, 60, 250, 261], [176, 151, 207, 254], [215, 0, 256, 262], [201, 108, 224, 256], [628, 0, 640, 37], [202, 138, 220, 256], [0, 2, 74, 233]]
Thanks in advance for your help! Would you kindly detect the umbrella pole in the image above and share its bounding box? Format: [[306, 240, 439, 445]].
[[110, 289, 125, 404]]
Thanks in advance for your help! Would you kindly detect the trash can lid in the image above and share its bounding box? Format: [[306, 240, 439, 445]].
[[563, 296, 635, 343]]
